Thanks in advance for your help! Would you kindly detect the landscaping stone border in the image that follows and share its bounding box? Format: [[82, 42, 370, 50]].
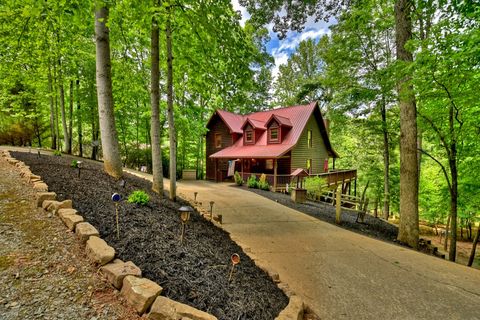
[[1, 150, 220, 319]]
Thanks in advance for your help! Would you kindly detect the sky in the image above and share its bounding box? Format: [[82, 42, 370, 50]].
[[231, 0, 334, 78]]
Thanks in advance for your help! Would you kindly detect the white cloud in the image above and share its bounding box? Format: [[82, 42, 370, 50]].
[[231, 0, 250, 27], [270, 49, 289, 78]]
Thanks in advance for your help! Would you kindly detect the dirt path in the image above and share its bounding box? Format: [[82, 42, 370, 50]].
[[0, 157, 138, 320]]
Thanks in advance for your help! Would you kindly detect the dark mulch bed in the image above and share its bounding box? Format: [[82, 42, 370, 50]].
[[240, 186, 399, 243], [14, 152, 288, 320]]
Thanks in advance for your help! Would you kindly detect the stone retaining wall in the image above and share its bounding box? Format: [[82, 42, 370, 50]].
[[2, 149, 309, 320]]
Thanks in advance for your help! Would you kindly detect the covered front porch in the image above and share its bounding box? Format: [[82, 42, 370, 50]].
[[211, 155, 357, 194]]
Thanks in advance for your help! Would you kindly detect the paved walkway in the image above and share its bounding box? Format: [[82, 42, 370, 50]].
[[4, 147, 480, 319]]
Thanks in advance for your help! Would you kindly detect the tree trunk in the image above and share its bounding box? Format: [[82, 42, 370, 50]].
[[150, 3, 164, 196], [68, 80, 73, 154], [444, 215, 450, 252], [95, 4, 123, 178], [48, 64, 57, 150], [381, 96, 390, 220], [448, 102, 458, 261], [58, 59, 70, 154], [395, 0, 419, 249], [467, 225, 479, 267], [53, 62, 61, 151], [166, 4, 176, 201], [76, 79, 83, 157]]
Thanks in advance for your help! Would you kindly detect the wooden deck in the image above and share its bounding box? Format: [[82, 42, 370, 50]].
[[241, 169, 357, 192]]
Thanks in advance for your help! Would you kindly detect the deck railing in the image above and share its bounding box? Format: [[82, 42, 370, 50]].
[[310, 169, 357, 185], [241, 169, 357, 191]]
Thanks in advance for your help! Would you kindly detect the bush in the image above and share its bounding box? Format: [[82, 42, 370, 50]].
[[247, 174, 258, 188], [53, 150, 62, 156], [304, 176, 327, 200], [70, 160, 78, 168], [258, 173, 270, 191], [234, 171, 244, 186], [127, 190, 150, 205]]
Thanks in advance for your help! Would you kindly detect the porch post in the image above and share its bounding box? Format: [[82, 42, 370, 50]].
[[273, 158, 277, 192], [214, 159, 218, 182], [241, 159, 244, 180]]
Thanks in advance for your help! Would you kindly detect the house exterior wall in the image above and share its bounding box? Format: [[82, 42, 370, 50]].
[[206, 114, 234, 180], [291, 113, 328, 174]]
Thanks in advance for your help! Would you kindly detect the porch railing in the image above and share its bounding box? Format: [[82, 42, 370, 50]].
[[240, 169, 357, 191], [310, 169, 357, 186]]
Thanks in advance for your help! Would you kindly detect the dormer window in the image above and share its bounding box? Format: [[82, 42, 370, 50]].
[[245, 130, 253, 143], [269, 128, 279, 142]]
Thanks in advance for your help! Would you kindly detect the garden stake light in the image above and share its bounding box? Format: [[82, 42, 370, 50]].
[[228, 253, 240, 282], [77, 161, 82, 178], [37, 148, 41, 158], [111, 193, 122, 239], [179, 206, 193, 244], [194, 192, 198, 202], [209, 201, 215, 221]]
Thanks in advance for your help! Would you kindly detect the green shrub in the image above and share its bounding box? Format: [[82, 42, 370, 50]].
[[53, 150, 62, 156], [304, 176, 327, 200], [258, 173, 270, 190], [247, 174, 258, 188], [234, 171, 244, 186], [70, 160, 78, 168], [127, 190, 150, 205]]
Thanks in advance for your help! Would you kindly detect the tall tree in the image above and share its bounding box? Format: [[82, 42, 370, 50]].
[[394, 0, 418, 248], [150, 0, 164, 196], [166, 2, 176, 201], [95, 2, 123, 178]]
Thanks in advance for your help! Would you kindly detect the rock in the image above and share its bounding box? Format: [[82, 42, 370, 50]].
[[75, 222, 100, 243], [148, 296, 217, 320], [42, 200, 56, 211], [275, 295, 304, 320], [60, 213, 84, 231], [45, 200, 73, 214], [33, 182, 49, 192], [85, 236, 115, 265], [30, 174, 41, 181], [100, 260, 142, 289], [36, 192, 56, 207], [121, 276, 162, 314], [58, 208, 78, 218]]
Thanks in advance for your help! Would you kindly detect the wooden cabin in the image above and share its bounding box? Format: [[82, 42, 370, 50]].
[[206, 101, 357, 192]]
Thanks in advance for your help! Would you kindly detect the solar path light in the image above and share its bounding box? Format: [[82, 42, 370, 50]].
[[228, 253, 240, 282], [111, 193, 122, 239], [194, 192, 198, 202], [179, 206, 193, 244], [209, 201, 215, 221], [37, 148, 41, 158], [77, 161, 82, 178]]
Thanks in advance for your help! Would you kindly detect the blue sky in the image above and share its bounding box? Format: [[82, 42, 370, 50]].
[[232, 0, 333, 78]]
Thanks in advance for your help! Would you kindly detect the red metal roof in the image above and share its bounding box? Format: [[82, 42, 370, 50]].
[[266, 114, 293, 127], [241, 118, 266, 130], [209, 102, 338, 159]]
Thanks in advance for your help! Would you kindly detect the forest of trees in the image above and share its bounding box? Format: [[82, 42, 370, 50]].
[[0, 1, 478, 262]]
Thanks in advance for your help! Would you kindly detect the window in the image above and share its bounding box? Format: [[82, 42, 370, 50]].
[[306, 159, 312, 173], [215, 133, 222, 148], [266, 159, 273, 170], [245, 130, 253, 143], [269, 128, 279, 141], [307, 130, 312, 148]]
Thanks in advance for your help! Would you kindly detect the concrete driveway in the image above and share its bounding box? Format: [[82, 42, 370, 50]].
[[170, 180, 480, 320], [3, 147, 479, 319]]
